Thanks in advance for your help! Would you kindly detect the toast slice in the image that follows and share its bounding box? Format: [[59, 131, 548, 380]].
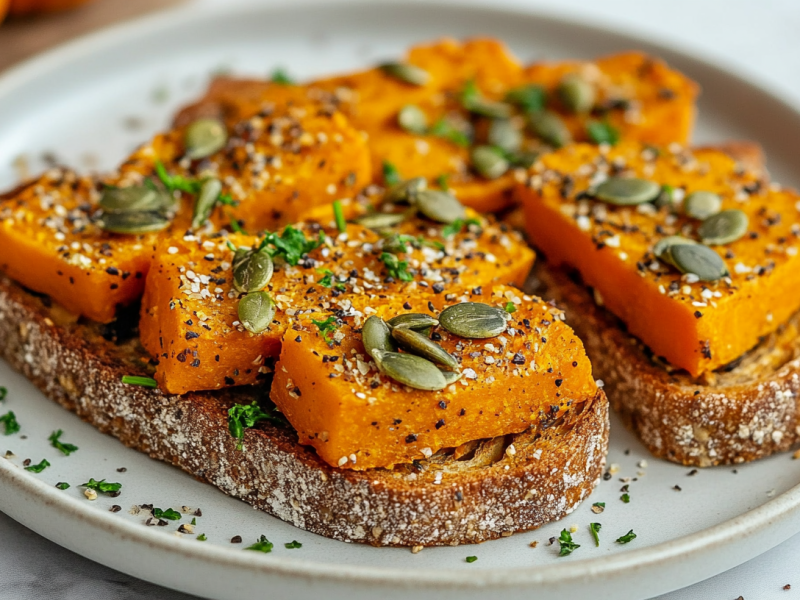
[[0, 273, 608, 546]]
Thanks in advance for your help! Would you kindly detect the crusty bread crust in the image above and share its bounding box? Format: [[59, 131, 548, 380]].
[[531, 266, 800, 467], [0, 274, 608, 546]]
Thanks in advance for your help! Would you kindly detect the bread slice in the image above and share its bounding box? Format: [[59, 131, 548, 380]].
[[530, 265, 800, 467], [0, 273, 608, 546]]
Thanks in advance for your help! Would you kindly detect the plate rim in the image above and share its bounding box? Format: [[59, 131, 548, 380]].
[[1, 0, 800, 594]]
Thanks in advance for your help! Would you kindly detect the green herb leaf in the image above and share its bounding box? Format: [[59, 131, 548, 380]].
[[429, 118, 471, 147], [616, 529, 637, 544], [82, 478, 122, 494], [332, 199, 347, 232], [586, 120, 620, 146], [379, 252, 413, 282], [593, 502, 606, 509], [0, 387, 7, 401], [284, 540, 303, 549], [505, 84, 547, 113], [56, 482, 70, 490], [0, 411, 20, 435], [245, 535, 274, 553], [121, 375, 158, 388], [558, 529, 580, 556], [258, 226, 324, 266], [316, 269, 345, 290], [436, 174, 450, 191], [312, 316, 339, 344], [382, 161, 402, 186], [227, 402, 285, 450], [442, 217, 481, 238], [465, 556, 478, 563], [191, 517, 197, 526], [25, 459, 50, 473], [229, 214, 247, 235], [48, 429, 79, 456], [590, 522, 602, 547], [620, 493, 630, 503], [155, 161, 200, 195], [197, 533, 208, 541], [270, 68, 294, 85], [504, 302, 516, 314], [153, 507, 182, 521]]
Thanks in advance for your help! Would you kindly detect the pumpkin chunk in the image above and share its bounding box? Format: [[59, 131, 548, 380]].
[[271, 285, 597, 470], [516, 142, 800, 377]]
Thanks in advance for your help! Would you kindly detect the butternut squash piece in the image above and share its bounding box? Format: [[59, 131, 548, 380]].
[[516, 142, 800, 377], [272, 285, 597, 470]]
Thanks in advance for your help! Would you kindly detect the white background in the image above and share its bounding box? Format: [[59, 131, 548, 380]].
[[1, 0, 800, 598]]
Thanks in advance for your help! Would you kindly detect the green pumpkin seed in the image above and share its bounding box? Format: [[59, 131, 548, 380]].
[[440, 370, 463, 386], [684, 191, 722, 220], [528, 111, 571, 148], [387, 313, 439, 334], [355, 212, 409, 230], [506, 150, 539, 169], [384, 177, 427, 205], [397, 104, 428, 134], [382, 233, 411, 254], [371, 349, 448, 391], [99, 210, 171, 234], [185, 117, 227, 159], [99, 185, 170, 213], [463, 96, 513, 119], [653, 236, 698, 263], [698, 209, 749, 245], [557, 74, 596, 114], [471, 145, 510, 180], [504, 84, 546, 113], [233, 247, 274, 293], [379, 62, 430, 86], [238, 291, 275, 334], [391, 327, 459, 371], [415, 189, 466, 224], [438, 302, 509, 339], [192, 177, 222, 229], [362, 316, 397, 356], [654, 185, 679, 211], [593, 177, 661, 206], [487, 119, 522, 154], [666, 244, 728, 281]]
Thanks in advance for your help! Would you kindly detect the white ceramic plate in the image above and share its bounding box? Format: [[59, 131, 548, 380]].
[[1, 2, 800, 599]]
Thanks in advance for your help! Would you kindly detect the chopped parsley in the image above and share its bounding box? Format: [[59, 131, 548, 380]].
[[155, 161, 200, 195], [121, 375, 158, 388], [382, 161, 402, 186], [55, 482, 70, 490], [429, 118, 470, 147], [270, 68, 294, 85], [379, 251, 413, 281], [442, 217, 481, 238], [258, 225, 324, 266], [593, 502, 606, 509], [82, 478, 122, 494], [284, 540, 302, 549], [197, 533, 208, 541], [25, 459, 50, 473], [504, 302, 516, 313], [0, 386, 7, 401], [586, 120, 620, 146], [312, 316, 338, 344], [620, 493, 631, 503], [616, 530, 637, 544], [228, 401, 285, 450], [153, 507, 182, 521], [191, 517, 197, 526], [465, 556, 478, 563], [245, 535, 274, 553], [229, 214, 247, 235], [557, 529, 580, 556], [436, 174, 450, 191], [332, 199, 347, 233], [505, 84, 546, 113], [0, 411, 20, 435], [49, 429, 79, 456], [590, 522, 602, 547], [316, 269, 346, 291]]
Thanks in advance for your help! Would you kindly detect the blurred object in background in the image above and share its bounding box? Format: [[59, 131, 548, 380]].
[[3, 0, 97, 19], [0, 0, 8, 21]]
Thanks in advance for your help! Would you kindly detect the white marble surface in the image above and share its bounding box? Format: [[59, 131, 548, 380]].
[[2, 0, 800, 598]]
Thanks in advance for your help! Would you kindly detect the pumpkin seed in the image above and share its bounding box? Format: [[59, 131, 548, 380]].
[[98, 210, 171, 234], [379, 62, 430, 86], [557, 74, 596, 114], [698, 209, 749, 245], [463, 96, 513, 119], [382, 233, 411, 254], [99, 185, 170, 213], [487, 119, 522, 154], [238, 291, 275, 334], [593, 177, 661, 206], [362, 316, 397, 356], [507, 150, 539, 169], [471, 145, 510, 180], [387, 313, 439, 335], [397, 104, 428, 134], [371, 349, 448, 391], [438, 302, 509, 339], [185, 117, 227, 159], [440, 370, 463, 385], [384, 177, 427, 205], [415, 189, 466, 224], [684, 191, 722, 220], [355, 212, 409, 230], [233, 247, 274, 293], [654, 185, 679, 211], [192, 177, 222, 229], [391, 327, 460, 371], [653, 235, 698, 262], [528, 111, 571, 148], [504, 84, 546, 113], [666, 244, 728, 281]]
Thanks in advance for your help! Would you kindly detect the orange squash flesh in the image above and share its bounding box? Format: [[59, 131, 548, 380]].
[[271, 285, 597, 470], [140, 217, 535, 395], [517, 142, 800, 377]]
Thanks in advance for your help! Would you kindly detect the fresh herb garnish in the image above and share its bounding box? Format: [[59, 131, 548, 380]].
[[332, 200, 346, 233], [620, 493, 631, 503], [436, 174, 450, 191], [153, 507, 182, 521], [121, 375, 158, 388], [258, 226, 324, 266], [557, 529, 580, 556], [504, 302, 516, 314], [0, 387, 7, 401], [155, 161, 199, 195], [316, 269, 346, 291], [191, 517, 197, 526], [505, 84, 546, 113], [25, 459, 50, 473], [593, 502, 606, 509], [442, 217, 481, 238], [56, 482, 70, 490], [382, 161, 402, 186], [429, 118, 471, 147], [245, 535, 274, 553], [270, 68, 294, 85], [0, 411, 20, 435], [49, 429, 79, 456], [586, 120, 620, 146], [82, 478, 122, 494], [197, 533, 208, 541], [616, 530, 637, 544], [465, 556, 478, 563], [590, 522, 602, 547], [312, 316, 338, 344], [284, 540, 302, 549], [228, 402, 285, 450], [379, 252, 413, 282]]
